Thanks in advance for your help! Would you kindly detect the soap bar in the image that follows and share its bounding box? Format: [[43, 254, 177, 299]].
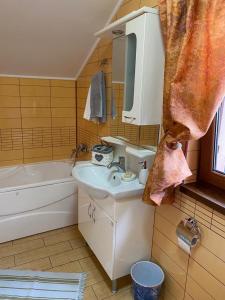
[[121, 172, 136, 182]]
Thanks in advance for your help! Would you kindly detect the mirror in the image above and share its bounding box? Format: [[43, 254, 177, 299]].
[[111, 35, 160, 148]]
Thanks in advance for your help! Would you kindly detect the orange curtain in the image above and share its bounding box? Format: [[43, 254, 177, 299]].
[[143, 0, 225, 205]]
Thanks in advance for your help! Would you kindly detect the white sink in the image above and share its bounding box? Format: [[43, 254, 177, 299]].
[[72, 162, 144, 199]]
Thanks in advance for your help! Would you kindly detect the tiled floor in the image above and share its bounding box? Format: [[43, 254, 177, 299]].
[[0, 225, 133, 300]]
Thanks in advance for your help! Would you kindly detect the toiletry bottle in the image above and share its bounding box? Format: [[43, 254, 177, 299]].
[[138, 160, 148, 185]]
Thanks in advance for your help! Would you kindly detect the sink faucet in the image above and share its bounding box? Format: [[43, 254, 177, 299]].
[[107, 156, 126, 173], [71, 144, 88, 167]]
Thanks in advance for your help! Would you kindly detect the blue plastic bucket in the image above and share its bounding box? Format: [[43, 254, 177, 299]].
[[131, 261, 164, 300]]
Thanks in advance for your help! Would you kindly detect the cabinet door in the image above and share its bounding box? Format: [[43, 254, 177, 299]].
[[91, 203, 114, 278], [78, 188, 93, 247]]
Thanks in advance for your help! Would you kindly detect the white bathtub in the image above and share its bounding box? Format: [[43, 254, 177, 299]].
[[0, 161, 78, 243]]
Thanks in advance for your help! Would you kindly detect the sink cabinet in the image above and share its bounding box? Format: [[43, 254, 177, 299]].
[[78, 187, 155, 286]]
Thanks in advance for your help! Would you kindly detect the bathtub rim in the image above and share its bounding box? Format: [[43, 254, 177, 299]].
[[0, 159, 76, 193]]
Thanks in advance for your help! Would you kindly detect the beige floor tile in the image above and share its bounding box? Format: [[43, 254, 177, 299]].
[[13, 228, 65, 245], [43, 228, 81, 246], [50, 246, 91, 267], [84, 286, 98, 300], [79, 255, 102, 272], [2, 226, 131, 300], [92, 280, 113, 299], [85, 267, 106, 287], [105, 287, 133, 300], [69, 236, 86, 249], [15, 241, 71, 265], [0, 256, 15, 269], [63, 225, 78, 232], [14, 257, 51, 271], [49, 261, 82, 273], [0, 239, 44, 259]]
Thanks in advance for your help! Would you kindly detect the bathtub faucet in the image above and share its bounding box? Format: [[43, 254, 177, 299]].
[[71, 144, 88, 167]]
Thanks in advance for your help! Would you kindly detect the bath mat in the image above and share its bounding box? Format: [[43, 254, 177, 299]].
[[0, 269, 86, 299]]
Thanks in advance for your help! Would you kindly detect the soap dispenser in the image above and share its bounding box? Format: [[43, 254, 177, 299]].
[[138, 160, 149, 185]]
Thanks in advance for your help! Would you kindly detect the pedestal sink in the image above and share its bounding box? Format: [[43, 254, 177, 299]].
[[72, 162, 144, 199]]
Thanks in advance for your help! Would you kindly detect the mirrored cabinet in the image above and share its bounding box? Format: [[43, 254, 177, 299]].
[[95, 6, 164, 148]]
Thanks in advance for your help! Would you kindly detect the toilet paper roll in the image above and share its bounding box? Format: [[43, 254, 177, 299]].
[[178, 237, 191, 254]]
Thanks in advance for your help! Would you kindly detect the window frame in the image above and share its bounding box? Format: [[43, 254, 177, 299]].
[[199, 118, 225, 191]]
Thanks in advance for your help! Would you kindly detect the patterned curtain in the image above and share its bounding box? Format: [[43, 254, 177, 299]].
[[143, 0, 225, 205]]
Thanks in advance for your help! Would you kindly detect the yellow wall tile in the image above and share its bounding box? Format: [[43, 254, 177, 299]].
[[51, 108, 76, 118], [152, 244, 187, 288], [0, 96, 20, 107], [77, 88, 88, 99], [50, 80, 75, 87], [188, 258, 225, 299], [22, 118, 51, 128], [186, 276, 212, 300], [21, 108, 51, 118], [0, 85, 19, 96], [154, 192, 225, 299], [23, 157, 52, 164], [52, 118, 76, 127], [19, 78, 50, 86], [140, 0, 158, 7], [0, 150, 23, 161], [0, 80, 75, 165], [51, 98, 75, 107], [51, 87, 75, 98], [23, 147, 52, 159], [0, 159, 23, 167], [163, 272, 185, 300], [153, 229, 189, 271], [21, 96, 51, 108], [0, 108, 21, 118], [53, 145, 74, 159], [0, 77, 19, 85], [20, 86, 50, 97], [184, 294, 193, 300], [0, 118, 21, 128], [116, 0, 140, 18], [191, 244, 225, 285]]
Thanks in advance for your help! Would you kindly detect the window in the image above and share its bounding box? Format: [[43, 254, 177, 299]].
[[213, 102, 225, 174], [199, 99, 225, 191]]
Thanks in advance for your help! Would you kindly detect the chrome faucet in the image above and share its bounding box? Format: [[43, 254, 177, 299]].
[[71, 144, 88, 167], [107, 156, 126, 173]]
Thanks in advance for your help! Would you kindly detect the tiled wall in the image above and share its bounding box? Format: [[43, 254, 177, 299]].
[[151, 139, 225, 300], [154, 192, 225, 300], [0, 77, 76, 166], [76, 0, 159, 159], [111, 83, 160, 146]]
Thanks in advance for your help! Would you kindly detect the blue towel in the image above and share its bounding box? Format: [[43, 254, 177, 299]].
[[111, 88, 117, 119], [90, 71, 106, 123]]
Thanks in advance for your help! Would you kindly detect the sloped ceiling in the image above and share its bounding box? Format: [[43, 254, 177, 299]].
[[0, 0, 121, 79]]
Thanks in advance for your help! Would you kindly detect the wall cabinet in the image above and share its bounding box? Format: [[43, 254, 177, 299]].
[[78, 187, 155, 289], [122, 11, 165, 125]]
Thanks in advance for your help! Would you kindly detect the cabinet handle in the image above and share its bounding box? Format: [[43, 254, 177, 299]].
[[88, 203, 92, 218], [92, 206, 96, 223]]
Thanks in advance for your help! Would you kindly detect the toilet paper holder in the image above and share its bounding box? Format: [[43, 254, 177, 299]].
[[176, 217, 201, 248]]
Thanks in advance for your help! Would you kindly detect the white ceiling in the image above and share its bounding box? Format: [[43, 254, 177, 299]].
[[0, 0, 121, 79]]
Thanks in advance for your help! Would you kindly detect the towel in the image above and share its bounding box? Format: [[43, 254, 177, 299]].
[[83, 71, 106, 123], [90, 71, 106, 123], [111, 88, 117, 119], [83, 86, 91, 120]]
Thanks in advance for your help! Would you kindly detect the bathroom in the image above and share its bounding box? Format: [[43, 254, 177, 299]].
[[0, 0, 224, 299]]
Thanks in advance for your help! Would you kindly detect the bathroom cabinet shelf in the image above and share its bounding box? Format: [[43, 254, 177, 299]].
[[77, 187, 154, 291], [95, 6, 157, 38]]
